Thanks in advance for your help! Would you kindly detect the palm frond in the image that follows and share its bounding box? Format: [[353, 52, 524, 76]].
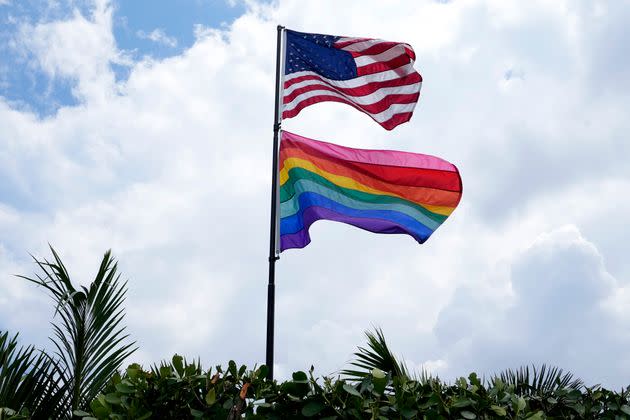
[[491, 364, 583, 396], [414, 365, 441, 386], [342, 327, 410, 381], [19, 247, 137, 414], [0, 331, 67, 417]]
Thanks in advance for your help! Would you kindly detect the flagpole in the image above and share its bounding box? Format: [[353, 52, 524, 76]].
[[266, 24, 284, 381]]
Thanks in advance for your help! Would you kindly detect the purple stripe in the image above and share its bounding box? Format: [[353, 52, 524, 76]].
[[280, 205, 427, 251]]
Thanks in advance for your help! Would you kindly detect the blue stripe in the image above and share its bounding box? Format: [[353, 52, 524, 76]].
[[281, 178, 442, 231], [280, 191, 434, 240]]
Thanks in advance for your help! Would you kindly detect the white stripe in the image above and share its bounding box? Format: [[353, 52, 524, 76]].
[[335, 36, 367, 44], [371, 102, 418, 124], [283, 69, 417, 99], [284, 96, 418, 124], [283, 63, 417, 89], [354, 44, 409, 67], [339, 39, 389, 52], [282, 82, 421, 113]]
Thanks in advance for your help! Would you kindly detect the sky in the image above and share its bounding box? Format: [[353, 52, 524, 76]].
[[1, 0, 630, 388]]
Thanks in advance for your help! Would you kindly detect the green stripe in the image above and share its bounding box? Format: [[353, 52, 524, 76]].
[[280, 167, 448, 224], [281, 178, 443, 231]]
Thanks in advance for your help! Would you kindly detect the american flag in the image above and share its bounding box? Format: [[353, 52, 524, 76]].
[[282, 29, 422, 131]]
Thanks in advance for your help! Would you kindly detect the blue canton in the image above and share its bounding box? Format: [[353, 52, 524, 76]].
[[285, 30, 357, 81]]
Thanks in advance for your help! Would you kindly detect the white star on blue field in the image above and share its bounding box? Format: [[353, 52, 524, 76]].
[[285, 30, 356, 80]]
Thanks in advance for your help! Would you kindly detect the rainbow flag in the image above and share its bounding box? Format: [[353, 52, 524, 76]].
[[279, 131, 463, 251]]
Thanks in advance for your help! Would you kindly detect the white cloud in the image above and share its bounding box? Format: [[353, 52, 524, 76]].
[[136, 28, 178, 48], [433, 225, 630, 387], [1, 0, 630, 388], [14, 0, 128, 103]]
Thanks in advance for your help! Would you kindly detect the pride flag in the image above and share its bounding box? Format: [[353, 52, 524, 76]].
[[279, 131, 463, 251]]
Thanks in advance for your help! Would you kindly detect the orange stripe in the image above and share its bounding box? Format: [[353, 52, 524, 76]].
[[280, 149, 461, 208]]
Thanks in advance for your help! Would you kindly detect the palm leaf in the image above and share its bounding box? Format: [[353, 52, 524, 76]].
[[0, 331, 67, 417], [19, 246, 137, 415], [342, 327, 410, 380], [491, 364, 583, 396]]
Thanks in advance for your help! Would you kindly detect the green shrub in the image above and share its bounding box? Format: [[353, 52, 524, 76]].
[[77, 356, 630, 419]]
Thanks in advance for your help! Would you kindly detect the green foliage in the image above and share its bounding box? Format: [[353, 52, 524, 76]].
[[17, 247, 137, 416], [341, 327, 438, 385], [341, 327, 411, 381], [77, 355, 273, 419], [4, 251, 630, 420], [0, 332, 65, 418], [1, 247, 136, 418], [492, 364, 584, 396], [79, 357, 630, 419]]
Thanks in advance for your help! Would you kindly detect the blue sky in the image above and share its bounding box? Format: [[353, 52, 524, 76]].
[[112, 1, 245, 58], [1, 0, 630, 388], [0, 0, 245, 116]]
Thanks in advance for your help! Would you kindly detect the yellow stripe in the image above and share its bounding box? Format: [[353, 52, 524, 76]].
[[280, 157, 455, 216]]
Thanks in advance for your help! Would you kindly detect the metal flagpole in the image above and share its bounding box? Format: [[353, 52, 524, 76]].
[[266, 24, 284, 381]]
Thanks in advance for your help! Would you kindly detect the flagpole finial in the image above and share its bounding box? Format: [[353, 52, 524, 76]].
[[277, 25, 285, 30]]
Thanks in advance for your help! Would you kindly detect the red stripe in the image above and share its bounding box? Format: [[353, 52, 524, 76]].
[[285, 69, 422, 91], [283, 72, 421, 104], [282, 93, 419, 130], [281, 148, 461, 207], [345, 41, 400, 57], [404, 45, 416, 61], [333, 37, 372, 49], [282, 143, 462, 191], [284, 92, 419, 117], [284, 74, 324, 89], [357, 54, 412, 76], [282, 97, 414, 131], [380, 112, 414, 131], [342, 42, 415, 62]]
